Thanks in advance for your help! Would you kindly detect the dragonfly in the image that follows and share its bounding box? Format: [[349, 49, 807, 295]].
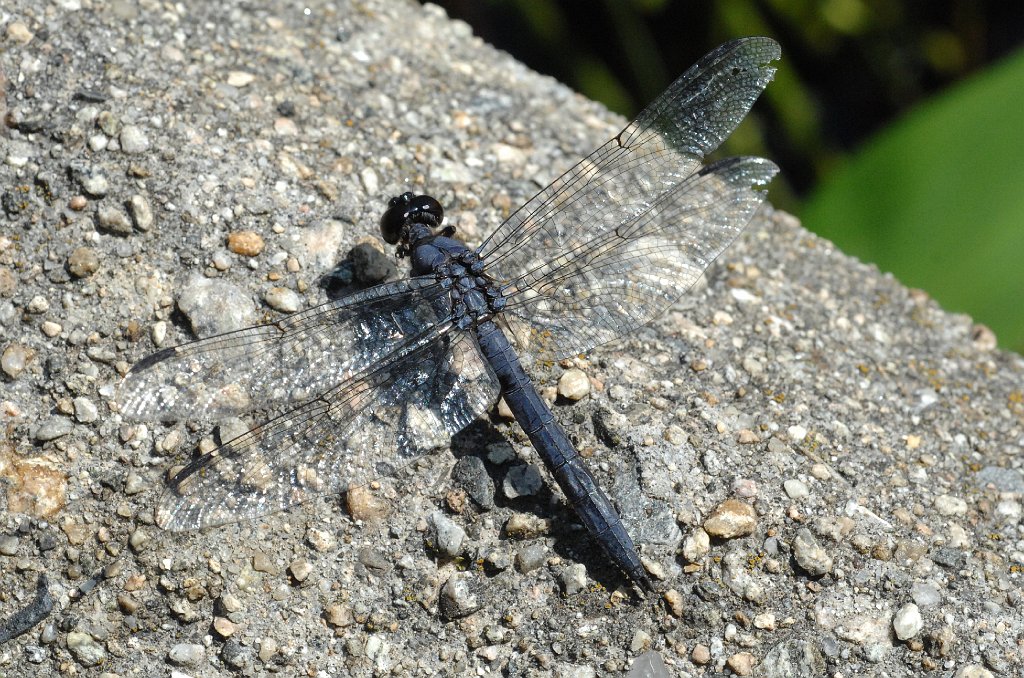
[[116, 37, 780, 591]]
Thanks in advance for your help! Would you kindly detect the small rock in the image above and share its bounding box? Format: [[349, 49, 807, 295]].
[[251, 552, 278, 574], [264, 287, 300, 313], [79, 172, 109, 198], [258, 637, 277, 662], [97, 205, 133, 235], [2, 343, 33, 378], [912, 581, 942, 607], [783, 479, 809, 500], [503, 464, 543, 499], [40, 321, 62, 337], [6, 21, 34, 45], [0, 535, 18, 555], [792, 528, 832, 576], [119, 125, 149, 153], [451, 456, 495, 509], [34, 416, 73, 442], [288, 559, 313, 582], [557, 368, 590, 401], [227, 230, 265, 256], [439, 573, 482, 620], [703, 499, 757, 538], [515, 543, 546, 574], [893, 603, 923, 640], [129, 194, 153, 231], [67, 631, 106, 666], [73, 397, 98, 423], [212, 616, 236, 638], [954, 665, 994, 678], [324, 603, 352, 628], [227, 71, 255, 87], [427, 511, 466, 558], [691, 644, 711, 665], [682, 527, 710, 563], [67, 247, 99, 277], [27, 295, 50, 313], [168, 642, 205, 666], [559, 563, 588, 595], [349, 243, 395, 284], [69, 195, 88, 211], [177, 276, 256, 336], [630, 629, 652, 653], [345, 485, 390, 521], [727, 652, 756, 676], [934, 494, 967, 516]]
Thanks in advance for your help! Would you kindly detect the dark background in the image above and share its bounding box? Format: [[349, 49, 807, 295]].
[[429, 1, 1024, 351]]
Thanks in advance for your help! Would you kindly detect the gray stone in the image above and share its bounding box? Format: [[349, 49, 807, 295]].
[[168, 642, 205, 666], [120, 124, 149, 153], [427, 511, 465, 558], [34, 416, 73, 442], [792, 528, 832, 576], [503, 463, 543, 499], [67, 631, 106, 666], [177, 276, 256, 337]]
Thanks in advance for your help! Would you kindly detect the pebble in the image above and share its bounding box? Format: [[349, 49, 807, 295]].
[[350, 243, 395, 284], [682, 527, 710, 563], [129, 194, 153, 231], [67, 247, 99, 278], [258, 637, 277, 662], [954, 666, 994, 678], [503, 464, 543, 498], [288, 559, 313, 582], [6, 21, 34, 44], [703, 499, 757, 538], [69, 195, 87, 211], [324, 603, 352, 628], [727, 652, 756, 676], [515, 543, 546, 574], [759, 640, 825, 677], [439, 573, 482, 620], [0, 535, 17, 555], [2, 343, 33, 378], [227, 71, 255, 87], [345, 485, 390, 521], [783, 479, 809, 500], [911, 581, 941, 607], [97, 205, 134, 235], [40, 321, 61, 337], [451, 456, 495, 509], [792, 528, 832, 576], [264, 287, 300, 313], [27, 295, 50, 314], [557, 368, 590, 400], [227, 230, 265, 256], [893, 602, 923, 640], [66, 631, 106, 666], [427, 511, 465, 558], [168, 643, 205, 666], [73, 397, 98, 423], [934, 494, 967, 516], [79, 172, 109, 197], [630, 629, 652, 653], [177, 276, 255, 336], [559, 563, 588, 595], [34, 416, 73, 441], [691, 644, 711, 665], [119, 124, 149, 153], [212, 617, 236, 638]]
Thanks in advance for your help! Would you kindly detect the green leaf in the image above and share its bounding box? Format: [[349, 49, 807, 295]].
[[803, 45, 1024, 353]]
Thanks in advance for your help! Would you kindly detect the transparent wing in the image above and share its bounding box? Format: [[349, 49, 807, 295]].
[[474, 37, 779, 362], [497, 157, 777, 360], [154, 327, 499, 530], [477, 37, 779, 279], [116, 277, 451, 422]]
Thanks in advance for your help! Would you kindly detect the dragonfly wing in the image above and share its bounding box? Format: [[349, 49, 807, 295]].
[[498, 157, 778, 361], [155, 326, 499, 530], [116, 277, 450, 422]]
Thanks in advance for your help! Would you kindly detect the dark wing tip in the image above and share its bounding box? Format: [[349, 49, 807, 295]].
[[127, 346, 178, 373]]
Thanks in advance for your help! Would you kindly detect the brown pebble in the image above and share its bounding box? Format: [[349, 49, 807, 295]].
[[227, 230, 265, 256], [727, 651, 756, 676], [67, 247, 99, 278], [691, 644, 711, 665], [212, 617, 236, 638], [345, 485, 391, 521], [703, 499, 757, 538], [69, 195, 88, 210]]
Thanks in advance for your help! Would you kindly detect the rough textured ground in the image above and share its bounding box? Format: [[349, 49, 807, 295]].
[[1, 1, 1022, 677]]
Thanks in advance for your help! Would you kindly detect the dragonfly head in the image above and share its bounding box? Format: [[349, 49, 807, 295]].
[[380, 193, 446, 254]]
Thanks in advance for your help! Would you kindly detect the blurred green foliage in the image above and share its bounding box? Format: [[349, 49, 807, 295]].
[[803, 47, 1024, 353], [433, 0, 1024, 351]]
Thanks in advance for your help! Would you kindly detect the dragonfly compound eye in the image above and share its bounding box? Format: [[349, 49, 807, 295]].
[[379, 193, 445, 244]]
